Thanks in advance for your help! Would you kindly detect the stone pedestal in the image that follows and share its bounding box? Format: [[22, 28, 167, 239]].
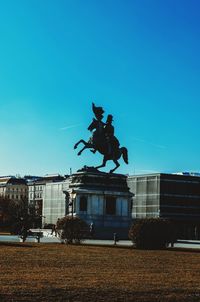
[[64, 168, 133, 239]]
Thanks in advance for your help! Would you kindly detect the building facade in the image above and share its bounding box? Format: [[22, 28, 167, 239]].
[[127, 174, 160, 219], [27, 174, 65, 227], [0, 177, 28, 226], [127, 173, 200, 239], [0, 177, 28, 201], [42, 178, 70, 226]]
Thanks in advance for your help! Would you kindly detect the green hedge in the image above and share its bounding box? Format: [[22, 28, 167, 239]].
[[56, 216, 89, 244], [129, 218, 176, 249]]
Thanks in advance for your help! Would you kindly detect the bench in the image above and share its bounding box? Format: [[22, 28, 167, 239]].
[[19, 231, 43, 243]]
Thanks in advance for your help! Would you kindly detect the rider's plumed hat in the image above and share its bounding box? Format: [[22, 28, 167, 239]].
[[92, 102, 104, 117]]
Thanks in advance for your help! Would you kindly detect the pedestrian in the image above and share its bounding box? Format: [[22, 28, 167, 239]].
[[89, 222, 94, 238]]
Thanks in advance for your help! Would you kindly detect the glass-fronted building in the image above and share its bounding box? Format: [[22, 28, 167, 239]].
[[127, 173, 200, 239]]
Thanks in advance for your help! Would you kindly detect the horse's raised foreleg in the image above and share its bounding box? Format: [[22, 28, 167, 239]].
[[110, 160, 120, 173], [74, 140, 87, 150], [78, 145, 88, 156]]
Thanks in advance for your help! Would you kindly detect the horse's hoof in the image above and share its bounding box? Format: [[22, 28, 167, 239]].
[[78, 152, 81, 156], [74, 145, 77, 149]]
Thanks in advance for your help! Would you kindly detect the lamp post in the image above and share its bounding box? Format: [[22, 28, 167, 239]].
[[20, 217, 27, 242], [35, 202, 40, 228], [63, 190, 76, 243], [64, 192, 70, 215], [69, 190, 76, 218], [31, 181, 36, 228], [69, 190, 76, 243]]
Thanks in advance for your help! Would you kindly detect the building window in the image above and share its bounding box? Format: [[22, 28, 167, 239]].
[[106, 196, 116, 215], [79, 196, 87, 212]]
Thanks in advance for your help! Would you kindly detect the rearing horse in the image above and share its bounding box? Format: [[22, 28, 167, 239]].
[[74, 119, 128, 173]]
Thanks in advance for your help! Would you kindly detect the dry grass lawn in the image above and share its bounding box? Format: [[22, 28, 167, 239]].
[[0, 242, 200, 301]]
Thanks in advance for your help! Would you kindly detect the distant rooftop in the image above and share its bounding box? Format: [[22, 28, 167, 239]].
[[27, 174, 65, 185], [173, 172, 200, 177], [0, 176, 26, 185], [44, 174, 62, 178]]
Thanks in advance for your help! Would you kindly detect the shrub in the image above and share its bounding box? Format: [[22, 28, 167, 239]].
[[129, 218, 176, 249], [56, 216, 89, 244]]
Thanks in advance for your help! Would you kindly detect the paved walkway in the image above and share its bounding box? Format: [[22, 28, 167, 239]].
[[0, 235, 132, 246], [1, 235, 200, 249]]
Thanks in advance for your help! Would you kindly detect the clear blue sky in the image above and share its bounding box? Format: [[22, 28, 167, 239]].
[[0, 0, 200, 176]]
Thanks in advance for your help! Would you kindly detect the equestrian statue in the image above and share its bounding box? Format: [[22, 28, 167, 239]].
[[74, 103, 128, 173]]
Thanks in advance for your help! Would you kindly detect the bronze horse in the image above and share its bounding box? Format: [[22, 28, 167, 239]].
[[74, 118, 128, 173]]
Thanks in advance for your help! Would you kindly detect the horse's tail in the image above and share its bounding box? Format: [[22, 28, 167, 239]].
[[121, 147, 128, 164]]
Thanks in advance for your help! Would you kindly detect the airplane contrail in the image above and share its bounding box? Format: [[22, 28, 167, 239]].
[[59, 123, 83, 131]]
